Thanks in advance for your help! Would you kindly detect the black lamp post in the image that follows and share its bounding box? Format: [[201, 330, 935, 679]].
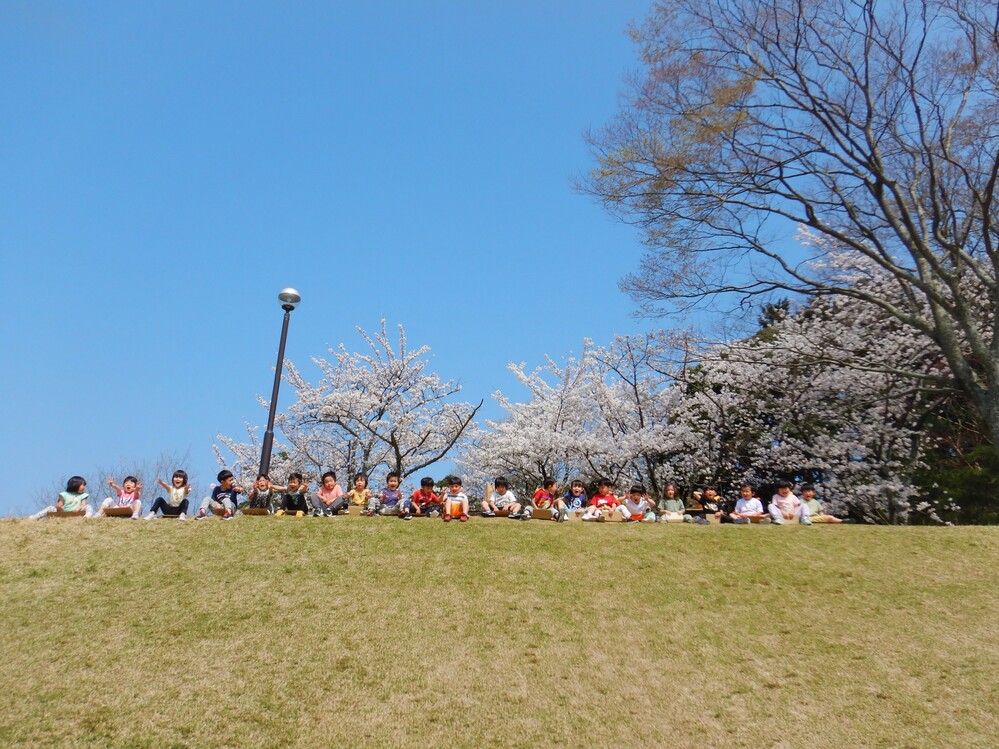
[[259, 287, 301, 478]]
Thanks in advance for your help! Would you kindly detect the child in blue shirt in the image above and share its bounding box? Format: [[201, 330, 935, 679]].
[[196, 470, 244, 519], [372, 471, 405, 516]]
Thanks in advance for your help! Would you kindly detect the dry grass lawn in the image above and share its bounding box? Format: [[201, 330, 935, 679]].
[[0, 517, 997, 748]]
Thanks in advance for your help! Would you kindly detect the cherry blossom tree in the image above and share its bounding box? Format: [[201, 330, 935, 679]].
[[216, 321, 481, 484], [461, 333, 693, 496], [466, 271, 960, 522], [671, 289, 951, 522]]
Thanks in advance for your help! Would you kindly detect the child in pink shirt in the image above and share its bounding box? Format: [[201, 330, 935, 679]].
[[769, 481, 812, 525]]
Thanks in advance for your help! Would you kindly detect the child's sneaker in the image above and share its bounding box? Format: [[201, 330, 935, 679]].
[[365, 510, 376, 517], [178, 512, 187, 521], [443, 514, 452, 522], [223, 510, 233, 520], [459, 513, 469, 522], [295, 510, 305, 518], [195, 509, 208, 520], [402, 513, 413, 520], [143, 512, 156, 521], [274, 509, 285, 517], [800, 517, 813, 526], [311, 508, 323, 517], [507, 511, 520, 519], [558, 510, 568, 523]]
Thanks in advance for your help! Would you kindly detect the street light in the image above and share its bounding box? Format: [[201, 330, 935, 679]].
[[259, 288, 301, 478]]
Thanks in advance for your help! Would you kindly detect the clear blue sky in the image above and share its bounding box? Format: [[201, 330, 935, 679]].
[[0, 0, 656, 515]]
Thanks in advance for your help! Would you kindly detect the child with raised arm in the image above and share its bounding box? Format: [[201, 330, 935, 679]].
[[372, 471, 404, 516], [195, 470, 244, 519], [769, 481, 812, 525], [657, 483, 686, 523], [409, 476, 441, 517], [481, 476, 524, 518], [145, 470, 192, 520], [97, 476, 143, 519], [345, 473, 373, 512], [732, 483, 765, 523], [31, 476, 93, 519], [441, 476, 469, 523], [583, 478, 620, 521], [698, 485, 726, 524], [246, 474, 284, 514], [311, 470, 346, 516], [618, 485, 656, 522], [563, 479, 587, 519], [274, 472, 310, 517]]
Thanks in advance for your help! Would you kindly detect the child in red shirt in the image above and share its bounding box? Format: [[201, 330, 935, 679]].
[[529, 478, 568, 522], [409, 476, 442, 517], [583, 479, 620, 521]]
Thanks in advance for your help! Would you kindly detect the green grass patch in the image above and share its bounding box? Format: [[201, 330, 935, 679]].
[[1, 518, 997, 747]]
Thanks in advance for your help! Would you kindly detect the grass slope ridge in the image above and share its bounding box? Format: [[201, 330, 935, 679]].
[[1, 519, 997, 748]]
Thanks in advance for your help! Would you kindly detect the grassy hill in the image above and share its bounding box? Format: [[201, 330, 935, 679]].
[[1, 517, 996, 748]]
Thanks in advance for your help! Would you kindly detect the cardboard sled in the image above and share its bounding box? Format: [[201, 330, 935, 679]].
[[104, 507, 135, 518], [242, 508, 270, 516], [47, 510, 86, 518]]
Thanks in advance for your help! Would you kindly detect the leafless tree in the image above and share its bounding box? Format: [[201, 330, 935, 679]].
[[583, 0, 999, 452]]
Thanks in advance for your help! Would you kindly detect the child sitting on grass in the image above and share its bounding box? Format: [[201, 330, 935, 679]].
[[563, 479, 587, 519], [345, 473, 373, 513], [246, 474, 283, 514], [698, 485, 725, 524], [97, 476, 143, 519], [371, 471, 404, 516], [800, 484, 851, 523], [31, 476, 93, 519], [145, 470, 192, 519], [409, 477, 441, 517], [583, 479, 619, 521], [481, 476, 524, 518], [732, 484, 765, 523], [618, 485, 656, 522], [196, 470, 244, 519], [311, 470, 346, 516], [274, 472, 310, 517], [441, 476, 469, 523], [528, 477, 568, 522], [769, 481, 812, 525], [656, 483, 685, 523]]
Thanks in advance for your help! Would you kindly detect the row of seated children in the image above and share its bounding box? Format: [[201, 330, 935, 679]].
[[480, 476, 651, 522], [486, 477, 849, 524], [660, 481, 851, 525], [33, 471, 849, 526], [31, 474, 194, 520], [207, 470, 465, 521]]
